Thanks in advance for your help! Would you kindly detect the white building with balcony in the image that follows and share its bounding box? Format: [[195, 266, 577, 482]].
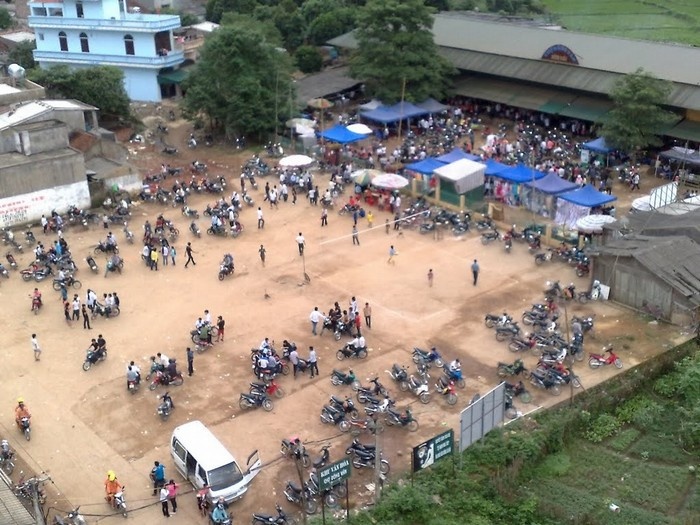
[[28, 0, 185, 102]]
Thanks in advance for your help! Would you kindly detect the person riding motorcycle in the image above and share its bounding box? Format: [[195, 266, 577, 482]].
[[31, 288, 42, 310], [199, 324, 212, 345], [211, 500, 230, 523], [348, 335, 366, 352], [104, 471, 123, 506], [166, 359, 179, 382], [126, 366, 139, 388], [448, 359, 463, 380], [97, 334, 107, 356], [15, 399, 31, 429], [106, 231, 117, 248], [565, 283, 576, 300]]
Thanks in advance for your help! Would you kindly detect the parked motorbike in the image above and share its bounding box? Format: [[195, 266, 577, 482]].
[[250, 379, 285, 399], [475, 215, 493, 231], [404, 374, 431, 404], [484, 312, 512, 329], [25, 230, 36, 245], [412, 347, 443, 368], [86, 255, 99, 273], [387, 363, 410, 391], [252, 503, 297, 525], [329, 395, 359, 418], [441, 365, 465, 388], [495, 321, 521, 342], [239, 391, 273, 411], [82, 346, 107, 371], [182, 205, 199, 218], [505, 381, 532, 403], [347, 446, 390, 473], [497, 359, 530, 379], [281, 438, 310, 467], [480, 229, 500, 245], [330, 369, 359, 389], [190, 220, 202, 238], [503, 232, 513, 252], [576, 280, 603, 304], [52, 506, 87, 525], [6, 253, 17, 269], [589, 345, 623, 369], [529, 368, 562, 396], [434, 377, 457, 405], [356, 378, 389, 402], [575, 256, 590, 277], [283, 481, 317, 515], [320, 405, 351, 431], [534, 249, 554, 265], [336, 342, 367, 360], [157, 392, 174, 420], [1, 439, 15, 475]]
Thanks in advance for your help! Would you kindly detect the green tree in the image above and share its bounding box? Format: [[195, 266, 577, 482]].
[[271, 0, 306, 51], [350, 0, 454, 103], [307, 8, 356, 46], [600, 68, 677, 156], [0, 7, 13, 29], [28, 65, 130, 119], [300, 0, 344, 23], [220, 12, 283, 46], [181, 22, 295, 139], [205, 0, 257, 23], [295, 45, 323, 73], [8, 40, 37, 70], [160, 8, 199, 27]]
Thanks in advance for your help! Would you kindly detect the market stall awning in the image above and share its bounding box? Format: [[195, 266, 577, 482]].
[[666, 120, 700, 143], [157, 69, 188, 85], [525, 172, 579, 195], [405, 158, 446, 175], [493, 163, 546, 183], [558, 184, 617, 207], [558, 96, 613, 122], [317, 125, 366, 144], [436, 148, 480, 164]]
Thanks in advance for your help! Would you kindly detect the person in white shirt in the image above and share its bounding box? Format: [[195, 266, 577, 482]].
[[158, 353, 170, 367], [349, 336, 365, 350], [296, 233, 305, 256], [203, 310, 212, 325], [309, 307, 322, 335], [257, 207, 264, 229]]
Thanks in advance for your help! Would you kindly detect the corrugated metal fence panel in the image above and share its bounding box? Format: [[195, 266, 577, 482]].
[[0, 473, 37, 525]]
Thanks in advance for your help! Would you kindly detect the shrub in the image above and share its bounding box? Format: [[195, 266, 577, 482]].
[[584, 413, 621, 443], [295, 45, 323, 73]]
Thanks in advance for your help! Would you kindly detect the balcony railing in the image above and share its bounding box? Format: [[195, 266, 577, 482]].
[[28, 13, 181, 31], [34, 49, 185, 68]]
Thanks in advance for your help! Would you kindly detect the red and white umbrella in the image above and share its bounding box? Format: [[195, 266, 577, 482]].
[[371, 174, 409, 190]]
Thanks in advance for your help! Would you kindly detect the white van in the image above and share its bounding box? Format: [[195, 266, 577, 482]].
[[170, 420, 261, 503]]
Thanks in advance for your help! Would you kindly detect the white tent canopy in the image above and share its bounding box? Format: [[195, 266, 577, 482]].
[[433, 159, 485, 194], [359, 99, 383, 111]]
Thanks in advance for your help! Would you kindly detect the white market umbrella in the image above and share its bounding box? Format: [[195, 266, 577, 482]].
[[371, 173, 409, 190], [295, 124, 316, 137], [279, 154, 314, 168], [575, 214, 616, 233], [346, 123, 373, 135], [286, 118, 316, 129]]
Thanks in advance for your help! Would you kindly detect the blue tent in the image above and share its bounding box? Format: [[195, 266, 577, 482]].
[[484, 159, 509, 176], [386, 102, 428, 119], [525, 172, 579, 195], [494, 164, 546, 183], [558, 184, 617, 207], [405, 158, 446, 175], [361, 107, 402, 124], [436, 148, 480, 164], [317, 125, 366, 144], [582, 137, 613, 154]]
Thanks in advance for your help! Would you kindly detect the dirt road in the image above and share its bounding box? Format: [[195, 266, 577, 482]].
[[0, 117, 685, 524]]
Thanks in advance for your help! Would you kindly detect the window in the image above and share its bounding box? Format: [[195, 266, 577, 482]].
[[32, 7, 47, 16], [58, 32, 68, 52], [172, 439, 186, 462], [38, 33, 45, 41], [76, 1, 84, 18], [124, 34, 134, 56], [80, 32, 89, 53]]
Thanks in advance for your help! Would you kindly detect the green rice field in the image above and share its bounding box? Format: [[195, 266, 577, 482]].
[[540, 0, 700, 46]]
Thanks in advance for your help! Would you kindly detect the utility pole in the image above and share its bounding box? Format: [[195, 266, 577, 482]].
[[294, 450, 308, 525], [397, 77, 407, 142], [373, 415, 383, 504], [31, 480, 46, 525]]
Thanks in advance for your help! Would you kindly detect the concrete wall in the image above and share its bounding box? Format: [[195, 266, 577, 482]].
[[122, 67, 161, 102], [0, 79, 46, 106], [0, 149, 86, 197], [18, 108, 88, 133], [0, 180, 90, 228], [0, 121, 69, 154]]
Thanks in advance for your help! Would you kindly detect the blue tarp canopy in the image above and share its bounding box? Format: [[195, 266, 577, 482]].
[[558, 184, 617, 207], [484, 159, 509, 176], [436, 148, 480, 164], [361, 107, 402, 124], [386, 102, 429, 119], [582, 137, 613, 153], [525, 172, 579, 195], [317, 124, 366, 144], [405, 158, 446, 175], [416, 98, 450, 113], [493, 164, 547, 183]]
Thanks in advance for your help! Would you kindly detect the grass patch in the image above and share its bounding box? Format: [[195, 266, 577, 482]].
[[627, 433, 691, 465], [609, 427, 641, 452]]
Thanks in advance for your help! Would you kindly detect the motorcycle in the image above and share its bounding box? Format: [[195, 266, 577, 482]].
[[503, 232, 513, 253], [576, 256, 590, 277], [336, 343, 367, 360], [123, 223, 134, 244], [190, 221, 202, 238], [82, 346, 107, 371], [534, 248, 554, 265], [480, 229, 500, 245], [528, 235, 542, 252], [31, 295, 42, 315], [484, 313, 512, 329], [412, 347, 443, 368], [242, 192, 254, 206], [434, 376, 457, 405], [348, 446, 391, 473], [105, 255, 124, 277], [250, 379, 285, 399], [281, 438, 310, 467], [149, 370, 184, 389], [589, 345, 623, 369], [329, 395, 359, 418], [576, 280, 603, 304], [497, 359, 530, 378], [283, 481, 317, 515], [53, 506, 87, 525], [475, 215, 493, 231], [94, 241, 119, 255], [163, 146, 178, 155], [53, 275, 81, 291], [127, 376, 139, 394], [356, 378, 389, 402], [404, 374, 431, 404], [6, 253, 17, 269], [91, 301, 120, 319], [157, 123, 168, 134], [25, 230, 36, 245], [19, 417, 31, 441], [505, 381, 532, 403], [182, 205, 199, 218], [252, 503, 297, 525], [387, 363, 410, 391], [218, 262, 234, 281], [330, 369, 359, 389], [572, 315, 595, 335], [188, 135, 197, 149], [544, 280, 563, 299], [320, 405, 352, 431], [14, 472, 47, 504], [442, 365, 466, 388], [529, 368, 563, 396], [507, 334, 537, 353], [157, 392, 174, 420], [207, 226, 228, 237], [239, 391, 273, 411], [111, 487, 128, 517], [86, 255, 99, 273], [0, 439, 15, 475], [495, 321, 521, 342], [522, 309, 549, 325]]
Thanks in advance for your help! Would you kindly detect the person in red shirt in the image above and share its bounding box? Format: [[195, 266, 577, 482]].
[[354, 312, 362, 337]]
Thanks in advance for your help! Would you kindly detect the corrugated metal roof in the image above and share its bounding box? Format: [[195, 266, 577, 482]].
[[596, 236, 700, 305], [0, 475, 37, 525], [295, 66, 361, 105]]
